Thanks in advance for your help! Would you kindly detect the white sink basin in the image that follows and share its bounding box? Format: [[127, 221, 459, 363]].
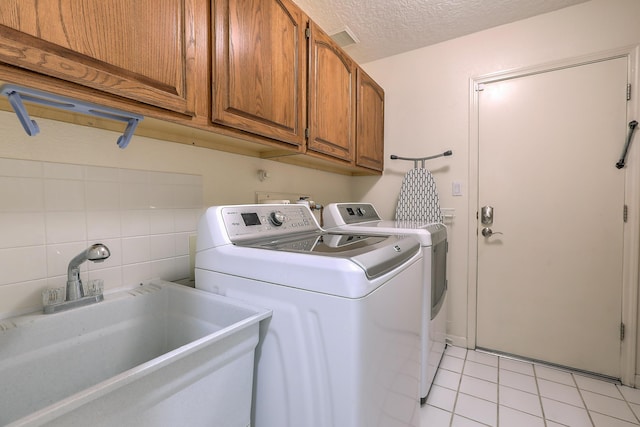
[[0, 279, 271, 427]]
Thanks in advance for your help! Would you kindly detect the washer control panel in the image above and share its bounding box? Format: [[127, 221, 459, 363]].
[[220, 204, 320, 242]]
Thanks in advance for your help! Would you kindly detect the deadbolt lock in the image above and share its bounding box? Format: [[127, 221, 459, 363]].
[[481, 206, 494, 226]]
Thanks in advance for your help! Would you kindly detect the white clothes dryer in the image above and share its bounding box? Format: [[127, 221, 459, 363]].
[[195, 204, 423, 427], [324, 202, 447, 404]]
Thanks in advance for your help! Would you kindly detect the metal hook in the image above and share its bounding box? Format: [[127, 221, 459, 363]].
[[390, 150, 453, 168]]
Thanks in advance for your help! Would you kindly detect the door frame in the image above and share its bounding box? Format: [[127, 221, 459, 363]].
[[467, 46, 640, 386]]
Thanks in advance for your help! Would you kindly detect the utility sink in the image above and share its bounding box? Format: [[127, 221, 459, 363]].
[[0, 279, 271, 427]]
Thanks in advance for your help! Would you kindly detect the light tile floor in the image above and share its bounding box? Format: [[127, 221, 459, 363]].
[[421, 346, 640, 426]]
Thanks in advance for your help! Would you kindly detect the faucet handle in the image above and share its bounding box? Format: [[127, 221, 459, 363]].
[[82, 279, 104, 297], [42, 286, 66, 306]]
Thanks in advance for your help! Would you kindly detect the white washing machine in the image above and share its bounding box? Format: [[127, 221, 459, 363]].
[[324, 203, 447, 404], [195, 204, 423, 427]]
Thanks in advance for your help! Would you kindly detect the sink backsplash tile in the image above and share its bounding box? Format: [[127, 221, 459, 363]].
[[0, 158, 202, 318]]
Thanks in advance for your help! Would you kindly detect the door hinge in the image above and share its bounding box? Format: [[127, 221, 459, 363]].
[[627, 83, 632, 101], [621, 322, 625, 341], [624, 204, 628, 222], [305, 27, 311, 39], [304, 128, 310, 138]]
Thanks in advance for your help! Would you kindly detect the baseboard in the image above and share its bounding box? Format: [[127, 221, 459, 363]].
[[446, 334, 468, 349]]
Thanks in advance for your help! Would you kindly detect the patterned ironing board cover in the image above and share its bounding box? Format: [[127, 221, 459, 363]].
[[395, 168, 443, 223]]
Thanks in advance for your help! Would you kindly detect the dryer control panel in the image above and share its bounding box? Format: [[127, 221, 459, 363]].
[[325, 203, 382, 226], [220, 204, 321, 243]]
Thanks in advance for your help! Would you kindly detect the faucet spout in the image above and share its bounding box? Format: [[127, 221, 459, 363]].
[[66, 243, 110, 301]]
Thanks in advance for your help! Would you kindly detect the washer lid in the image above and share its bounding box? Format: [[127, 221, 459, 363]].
[[239, 232, 420, 279]]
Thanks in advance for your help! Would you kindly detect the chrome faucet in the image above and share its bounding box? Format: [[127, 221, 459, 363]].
[[66, 243, 111, 301]]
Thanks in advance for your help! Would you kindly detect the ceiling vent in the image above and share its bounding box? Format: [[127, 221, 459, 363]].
[[330, 26, 359, 47]]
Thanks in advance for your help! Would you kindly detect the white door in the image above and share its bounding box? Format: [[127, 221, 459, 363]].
[[476, 57, 628, 378]]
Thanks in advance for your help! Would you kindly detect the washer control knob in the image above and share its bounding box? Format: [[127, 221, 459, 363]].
[[269, 211, 286, 226]]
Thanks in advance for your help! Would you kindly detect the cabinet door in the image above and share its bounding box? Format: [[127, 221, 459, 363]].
[[307, 21, 356, 162], [212, 0, 306, 147], [356, 68, 384, 171], [0, 0, 198, 115]]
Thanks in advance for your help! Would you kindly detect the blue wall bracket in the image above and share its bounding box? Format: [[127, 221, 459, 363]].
[[0, 84, 144, 149]]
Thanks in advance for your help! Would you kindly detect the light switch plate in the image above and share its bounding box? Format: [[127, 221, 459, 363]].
[[452, 181, 463, 196]]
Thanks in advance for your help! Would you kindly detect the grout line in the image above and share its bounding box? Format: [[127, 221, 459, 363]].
[[617, 383, 640, 424], [448, 347, 466, 427], [454, 414, 492, 426], [496, 356, 501, 427], [571, 371, 596, 426], [532, 363, 549, 427], [578, 383, 640, 426]]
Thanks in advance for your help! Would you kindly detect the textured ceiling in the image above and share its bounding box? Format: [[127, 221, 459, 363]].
[[294, 0, 591, 63]]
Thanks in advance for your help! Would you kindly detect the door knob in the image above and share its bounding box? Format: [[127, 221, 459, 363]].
[[481, 227, 503, 237]]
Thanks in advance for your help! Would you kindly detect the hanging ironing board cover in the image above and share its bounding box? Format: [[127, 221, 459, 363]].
[[395, 168, 443, 223]]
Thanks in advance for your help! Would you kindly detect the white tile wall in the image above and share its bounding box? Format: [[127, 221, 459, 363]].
[[0, 158, 202, 317]]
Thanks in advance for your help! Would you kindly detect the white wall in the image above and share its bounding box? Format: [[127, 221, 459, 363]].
[[0, 110, 353, 316], [356, 0, 640, 347]]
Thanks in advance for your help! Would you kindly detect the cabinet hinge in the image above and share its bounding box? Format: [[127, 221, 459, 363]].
[[304, 128, 310, 138], [628, 83, 632, 101], [621, 322, 625, 341], [624, 204, 628, 222], [305, 27, 311, 39]]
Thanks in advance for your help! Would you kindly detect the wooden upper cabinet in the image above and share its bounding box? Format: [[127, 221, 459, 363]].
[[307, 21, 356, 162], [356, 68, 385, 171], [0, 0, 198, 115], [212, 0, 306, 148]]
